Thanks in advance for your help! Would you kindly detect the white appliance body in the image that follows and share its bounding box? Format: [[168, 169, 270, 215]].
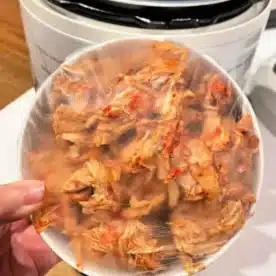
[[19, 0, 272, 89]]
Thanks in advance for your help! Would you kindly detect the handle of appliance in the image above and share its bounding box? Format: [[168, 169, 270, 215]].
[[251, 54, 276, 93]]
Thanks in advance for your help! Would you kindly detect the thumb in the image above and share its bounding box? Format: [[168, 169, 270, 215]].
[[0, 181, 44, 224]]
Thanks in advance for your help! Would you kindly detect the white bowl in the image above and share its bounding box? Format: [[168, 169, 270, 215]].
[[18, 38, 264, 276]]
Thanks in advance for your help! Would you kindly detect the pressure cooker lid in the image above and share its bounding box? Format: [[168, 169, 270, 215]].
[[45, 0, 263, 29]]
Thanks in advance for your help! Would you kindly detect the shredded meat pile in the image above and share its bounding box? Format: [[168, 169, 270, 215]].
[[29, 41, 259, 274]]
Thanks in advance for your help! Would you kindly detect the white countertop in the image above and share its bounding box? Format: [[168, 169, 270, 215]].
[[272, 0, 276, 9], [1, 30, 276, 275]]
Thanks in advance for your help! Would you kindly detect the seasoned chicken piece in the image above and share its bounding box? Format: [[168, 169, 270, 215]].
[[221, 182, 248, 201], [80, 210, 115, 229], [126, 253, 163, 271], [205, 74, 234, 114], [119, 221, 155, 251], [120, 131, 162, 169], [63, 167, 93, 193], [235, 148, 254, 174], [177, 172, 204, 201], [236, 114, 254, 134], [188, 139, 212, 168], [171, 199, 246, 258], [57, 109, 137, 149], [122, 173, 167, 218], [33, 204, 61, 232], [179, 254, 206, 275], [64, 160, 121, 216], [219, 200, 245, 231], [80, 193, 119, 214], [93, 121, 137, 147], [68, 187, 93, 203], [87, 159, 121, 188], [193, 166, 220, 200], [78, 220, 165, 271], [175, 235, 226, 257], [122, 194, 166, 219], [159, 90, 185, 120], [53, 104, 91, 135], [170, 137, 190, 169], [168, 180, 180, 208], [162, 122, 181, 158], [66, 145, 102, 165], [201, 110, 221, 139], [171, 217, 223, 257], [203, 115, 235, 153], [81, 221, 122, 254], [246, 134, 259, 153], [213, 150, 233, 175], [212, 127, 231, 152]]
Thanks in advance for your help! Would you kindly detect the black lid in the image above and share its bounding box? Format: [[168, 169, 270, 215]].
[[45, 0, 261, 29], [102, 0, 230, 8]]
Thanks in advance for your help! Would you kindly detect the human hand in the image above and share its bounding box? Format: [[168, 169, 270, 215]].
[[0, 181, 60, 276]]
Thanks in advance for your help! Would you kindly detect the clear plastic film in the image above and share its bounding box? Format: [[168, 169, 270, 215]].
[[19, 39, 261, 275]]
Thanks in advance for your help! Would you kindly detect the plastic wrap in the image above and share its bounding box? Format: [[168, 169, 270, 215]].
[[19, 39, 262, 275]]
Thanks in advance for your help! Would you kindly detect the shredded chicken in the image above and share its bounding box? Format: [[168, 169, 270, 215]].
[[29, 41, 259, 274], [171, 199, 246, 259]]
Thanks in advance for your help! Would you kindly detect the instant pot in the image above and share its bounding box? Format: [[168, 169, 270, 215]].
[[19, 0, 272, 88]]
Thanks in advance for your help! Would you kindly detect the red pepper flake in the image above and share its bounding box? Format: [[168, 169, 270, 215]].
[[103, 105, 120, 118], [129, 94, 142, 111], [215, 126, 222, 136], [134, 155, 142, 164], [104, 105, 112, 114], [171, 168, 183, 177], [163, 127, 180, 157], [166, 167, 184, 182], [209, 78, 228, 94], [165, 59, 179, 68]]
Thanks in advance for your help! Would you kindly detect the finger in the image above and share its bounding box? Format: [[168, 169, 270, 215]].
[[11, 219, 30, 233], [0, 224, 11, 257], [0, 181, 44, 224], [12, 226, 60, 275], [8, 204, 42, 224], [0, 219, 30, 257]]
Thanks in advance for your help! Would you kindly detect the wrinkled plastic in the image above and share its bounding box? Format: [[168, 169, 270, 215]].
[[19, 39, 261, 275]]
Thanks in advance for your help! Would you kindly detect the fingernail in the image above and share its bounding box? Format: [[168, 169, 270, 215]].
[[24, 181, 45, 205]]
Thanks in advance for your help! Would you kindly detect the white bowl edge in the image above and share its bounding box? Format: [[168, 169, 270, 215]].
[[17, 38, 264, 276]]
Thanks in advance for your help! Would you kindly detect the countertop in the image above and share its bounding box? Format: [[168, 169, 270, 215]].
[[0, 1, 79, 275], [0, 0, 32, 110]]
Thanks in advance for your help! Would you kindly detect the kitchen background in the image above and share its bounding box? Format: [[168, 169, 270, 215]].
[[1, 1, 276, 276]]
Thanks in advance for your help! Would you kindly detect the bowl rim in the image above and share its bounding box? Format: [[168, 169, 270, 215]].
[[17, 37, 264, 276]]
